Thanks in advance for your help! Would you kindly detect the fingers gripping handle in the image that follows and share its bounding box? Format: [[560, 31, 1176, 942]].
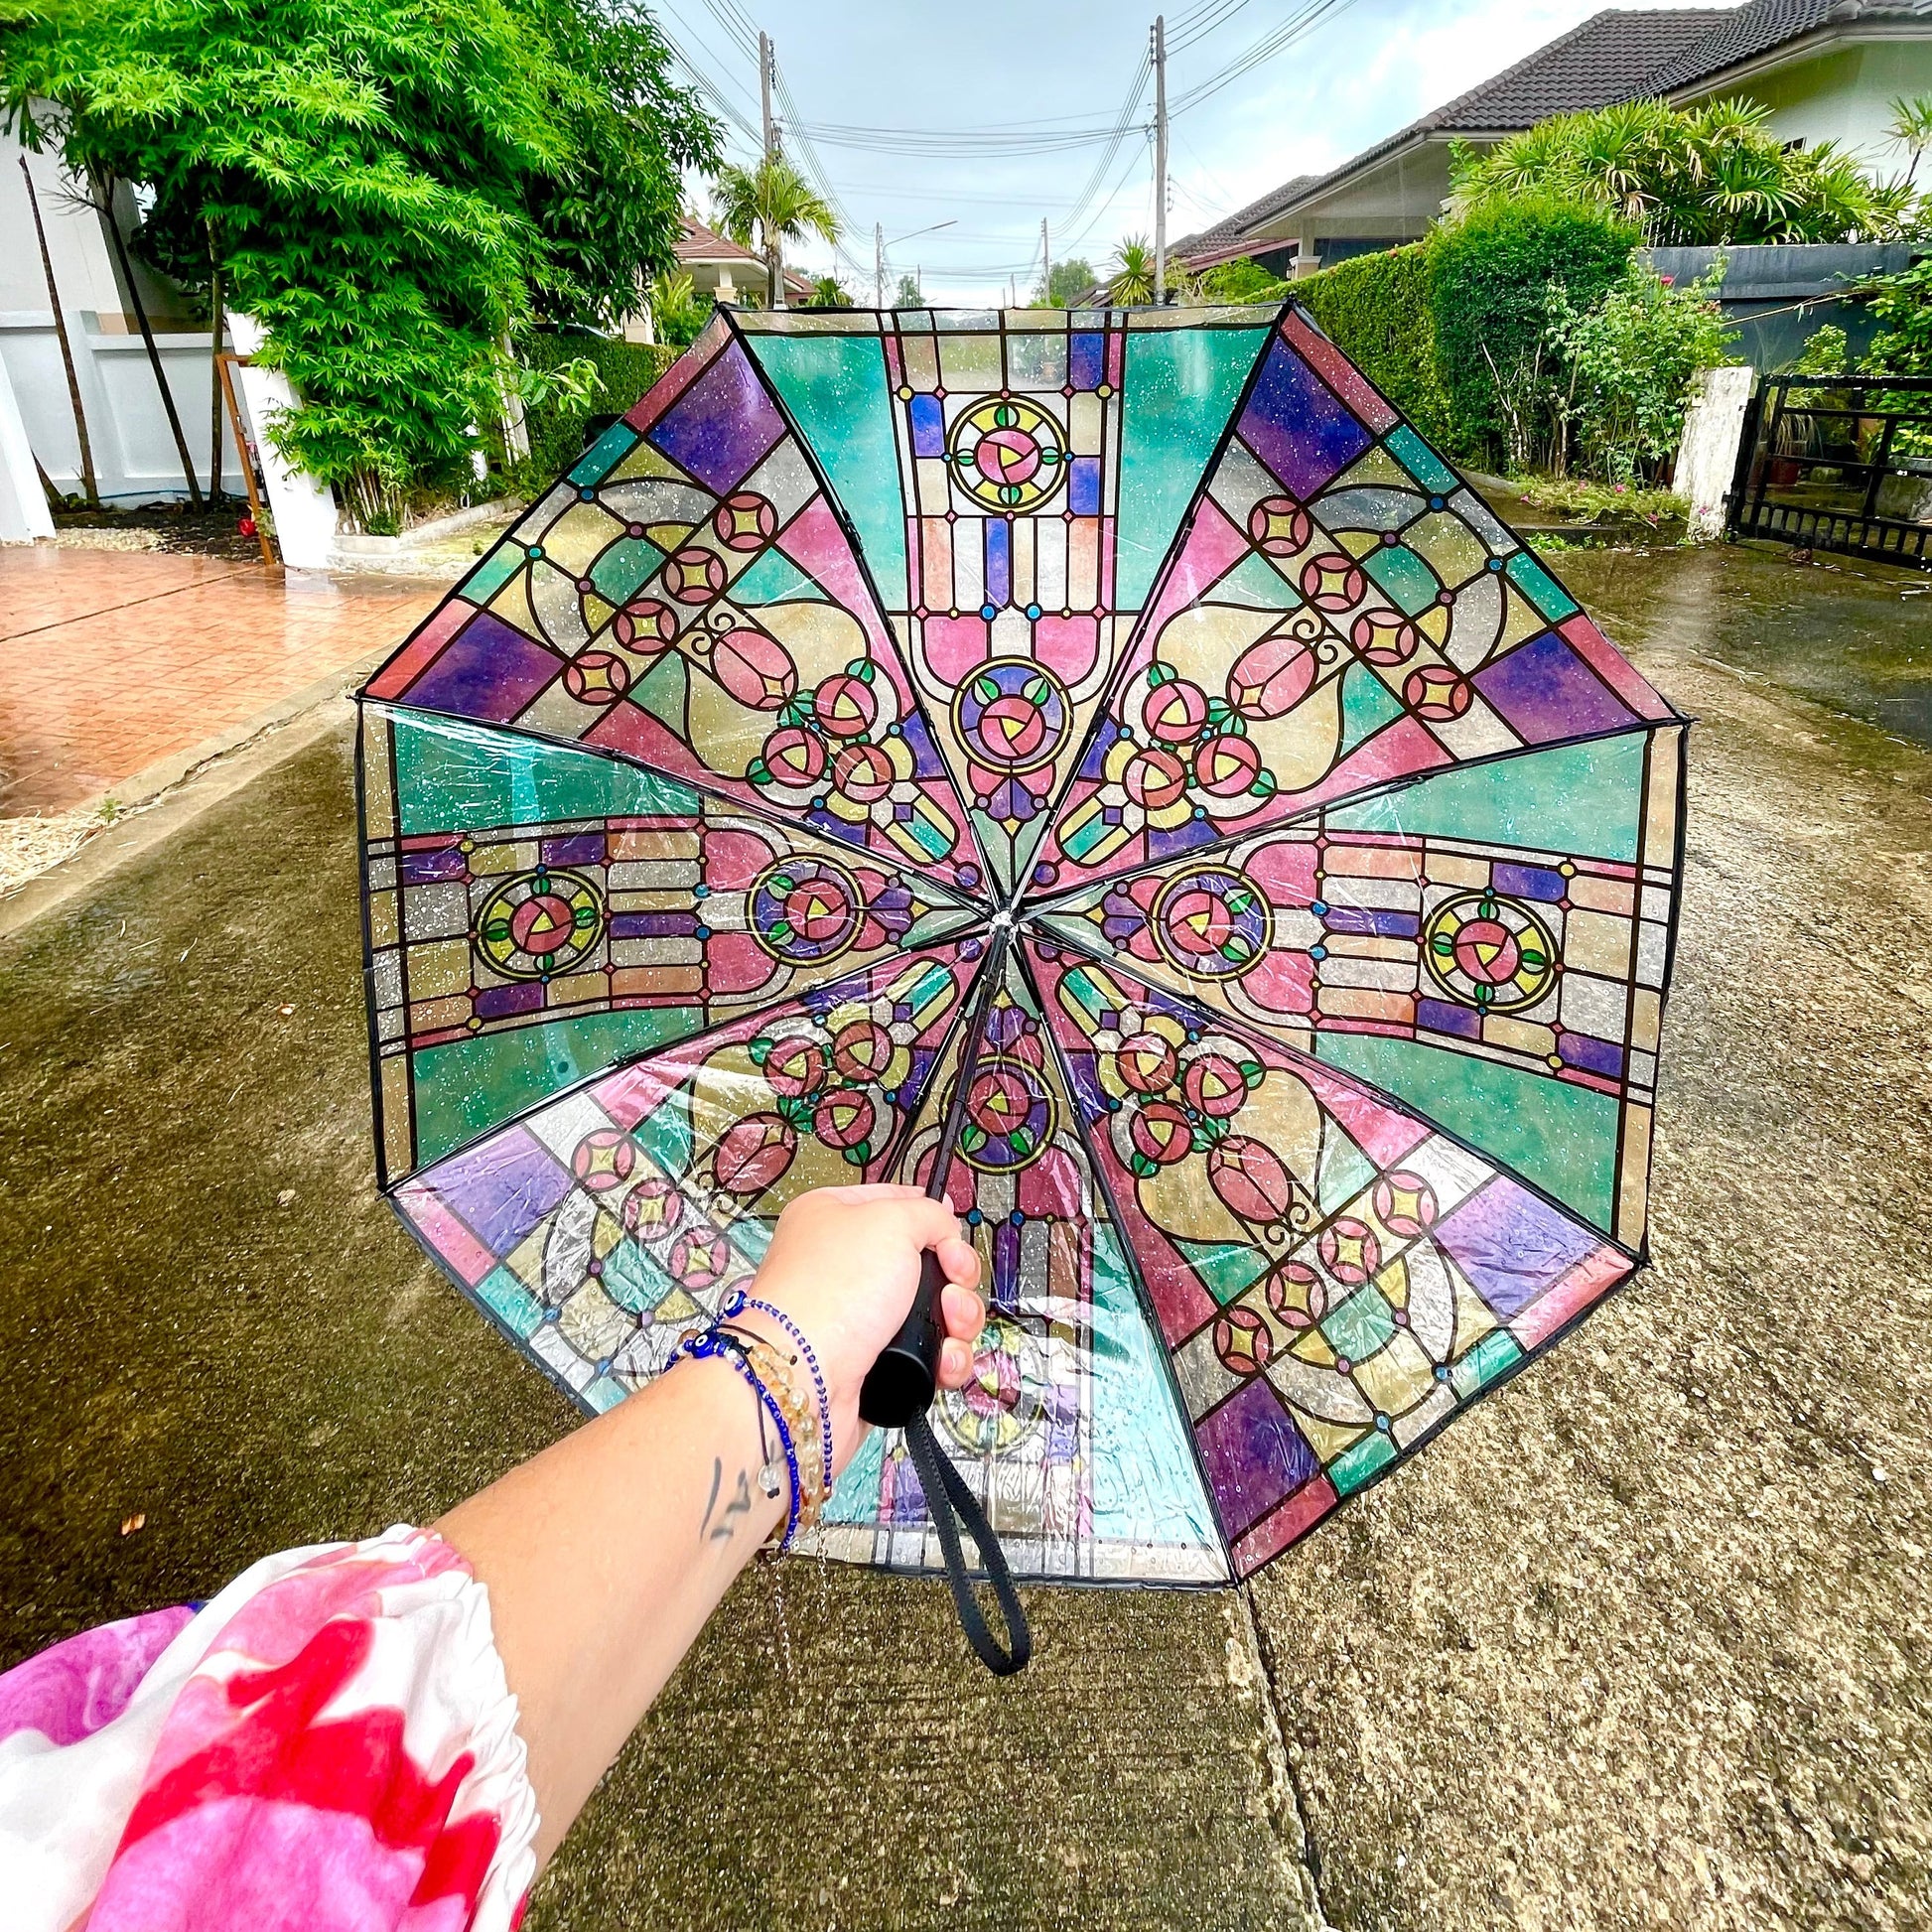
[[858, 1247, 946, 1429]]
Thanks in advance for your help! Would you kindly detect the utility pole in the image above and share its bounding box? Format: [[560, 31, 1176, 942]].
[[1041, 216, 1051, 308], [759, 31, 784, 309], [1152, 14, 1169, 305], [876, 220, 885, 309]]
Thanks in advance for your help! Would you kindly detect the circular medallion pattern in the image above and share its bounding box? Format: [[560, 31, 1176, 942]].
[[1422, 892, 1558, 1012], [750, 856, 865, 966], [1152, 866, 1270, 980], [946, 397, 1068, 510], [952, 659, 1070, 773], [475, 869, 604, 981], [957, 1056, 1056, 1173], [937, 1313, 1045, 1455]]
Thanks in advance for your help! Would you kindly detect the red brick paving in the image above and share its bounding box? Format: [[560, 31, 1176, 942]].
[[0, 551, 439, 813]]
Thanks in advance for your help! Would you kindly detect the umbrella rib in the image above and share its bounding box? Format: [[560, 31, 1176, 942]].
[[916, 925, 1012, 1204], [1024, 717, 1681, 912]]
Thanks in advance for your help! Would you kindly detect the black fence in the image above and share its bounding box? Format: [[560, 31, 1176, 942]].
[[1730, 373, 1932, 570]]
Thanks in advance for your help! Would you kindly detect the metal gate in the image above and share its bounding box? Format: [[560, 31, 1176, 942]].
[[1729, 373, 1932, 570]]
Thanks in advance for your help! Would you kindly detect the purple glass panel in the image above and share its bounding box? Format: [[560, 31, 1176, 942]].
[[473, 982, 546, 1022], [1433, 1177, 1602, 1318], [1492, 862, 1566, 901], [406, 614, 563, 723], [1238, 340, 1371, 501], [645, 343, 784, 493], [1194, 1375, 1319, 1538], [610, 911, 698, 939], [1416, 997, 1482, 1039], [1323, 905, 1419, 939], [984, 518, 1011, 606], [541, 833, 606, 867], [1559, 1032, 1625, 1078], [1068, 457, 1101, 515], [1472, 631, 1637, 743], [427, 1128, 573, 1253], [400, 847, 467, 886], [1069, 333, 1106, 390], [909, 393, 945, 458]]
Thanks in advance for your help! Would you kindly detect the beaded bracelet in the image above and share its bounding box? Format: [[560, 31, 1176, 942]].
[[719, 1289, 834, 1483], [671, 1327, 804, 1549], [717, 1323, 827, 1535]]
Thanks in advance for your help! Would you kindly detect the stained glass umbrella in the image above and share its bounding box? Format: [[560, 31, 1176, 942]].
[[359, 302, 1684, 1626]]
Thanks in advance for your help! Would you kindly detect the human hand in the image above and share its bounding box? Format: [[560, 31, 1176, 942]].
[[740, 1184, 984, 1476]]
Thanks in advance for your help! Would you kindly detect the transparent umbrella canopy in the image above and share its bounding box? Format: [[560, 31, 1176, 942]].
[[359, 301, 1685, 1591]]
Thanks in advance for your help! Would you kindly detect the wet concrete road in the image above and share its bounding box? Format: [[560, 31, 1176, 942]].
[[1, 539, 1928, 1929]]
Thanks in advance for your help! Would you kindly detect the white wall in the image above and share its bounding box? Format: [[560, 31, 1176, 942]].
[[2, 124, 240, 501], [1684, 39, 1932, 169]]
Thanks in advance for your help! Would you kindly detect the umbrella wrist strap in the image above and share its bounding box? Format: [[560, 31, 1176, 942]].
[[904, 1412, 1032, 1677]]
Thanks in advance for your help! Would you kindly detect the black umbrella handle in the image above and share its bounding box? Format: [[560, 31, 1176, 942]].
[[859, 1246, 947, 1428]]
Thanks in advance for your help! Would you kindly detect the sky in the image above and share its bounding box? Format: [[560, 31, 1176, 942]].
[[655, 0, 1713, 304]]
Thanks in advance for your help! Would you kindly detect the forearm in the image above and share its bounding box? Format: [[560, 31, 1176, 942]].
[[434, 1353, 783, 1865]]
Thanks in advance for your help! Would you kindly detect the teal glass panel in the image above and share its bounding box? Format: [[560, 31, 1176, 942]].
[[1386, 424, 1458, 494], [1324, 732, 1649, 862], [1117, 327, 1272, 609], [1211, 546, 1306, 610], [1338, 660, 1405, 755], [1363, 542, 1442, 616], [1329, 1430, 1398, 1496], [387, 708, 696, 836], [744, 331, 907, 605], [1450, 1329, 1525, 1399], [1315, 1032, 1620, 1231], [1178, 1235, 1274, 1305], [412, 1007, 700, 1169], [730, 544, 829, 604], [588, 536, 666, 606], [1506, 550, 1580, 621], [569, 421, 640, 486], [462, 543, 525, 606], [476, 1264, 544, 1339]]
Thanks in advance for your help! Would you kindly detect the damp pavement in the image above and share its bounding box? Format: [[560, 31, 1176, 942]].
[[0, 538, 1927, 1930]]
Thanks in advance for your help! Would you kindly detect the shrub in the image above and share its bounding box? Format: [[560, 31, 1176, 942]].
[[1785, 323, 1850, 376], [1426, 196, 1638, 469], [1292, 243, 1456, 450], [519, 334, 675, 483], [1545, 259, 1731, 482]]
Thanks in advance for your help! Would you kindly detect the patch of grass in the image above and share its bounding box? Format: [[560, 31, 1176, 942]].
[[1509, 474, 1687, 525]]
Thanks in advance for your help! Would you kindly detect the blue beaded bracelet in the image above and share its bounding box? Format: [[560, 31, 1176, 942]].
[[720, 1288, 834, 1482], [671, 1326, 803, 1550]]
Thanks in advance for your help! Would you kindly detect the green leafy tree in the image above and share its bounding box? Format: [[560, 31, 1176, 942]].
[[1032, 257, 1096, 306], [3, 0, 716, 526], [893, 271, 922, 309], [1450, 97, 1913, 244], [645, 267, 712, 348], [1785, 323, 1849, 377], [1544, 260, 1732, 482], [804, 274, 853, 309], [1861, 252, 1932, 455], [711, 154, 837, 310], [1889, 93, 1932, 186], [1107, 234, 1156, 306]]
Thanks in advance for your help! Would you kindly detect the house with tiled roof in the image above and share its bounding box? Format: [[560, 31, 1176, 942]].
[[1173, 0, 1932, 277]]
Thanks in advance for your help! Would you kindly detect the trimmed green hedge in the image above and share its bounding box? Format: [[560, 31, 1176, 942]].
[[1425, 197, 1636, 468], [1294, 244, 1457, 452], [520, 333, 676, 482]]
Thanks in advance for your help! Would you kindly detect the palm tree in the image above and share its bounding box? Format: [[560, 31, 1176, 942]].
[[1888, 92, 1932, 186], [1108, 234, 1157, 306], [805, 274, 853, 309], [712, 156, 838, 311]]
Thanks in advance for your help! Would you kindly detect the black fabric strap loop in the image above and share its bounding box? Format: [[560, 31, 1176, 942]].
[[903, 1412, 1032, 1677]]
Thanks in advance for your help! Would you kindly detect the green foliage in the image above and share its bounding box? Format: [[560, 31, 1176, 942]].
[[1785, 323, 1849, 376], [1427, 196, 1638, 468], [1292, 243, 1456, 449], [517, 332, 673, 483], [3, 0, 716, 525], [1449, 96, 1920, 244], [1889, 93, 1932, 187], [804, 275, 853, 309], [1509, 475, 1687, 525], [1863, 253, 1932, 377], [1108, 234, 1156, 306], [644, 268, 712, 349], [711, 154, 837, 307], [1544, 260, 1732, 482], [893, 272, 922, 309], [1032, 257, 1095, 306]]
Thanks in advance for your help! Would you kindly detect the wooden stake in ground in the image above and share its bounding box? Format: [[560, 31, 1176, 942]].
[[95, 170, 204, 507], [214, 351, 278, 569], [19, 156, 99, 509]]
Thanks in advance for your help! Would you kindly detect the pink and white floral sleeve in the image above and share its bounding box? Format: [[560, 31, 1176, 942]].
[[0, 1525, 538, 1932]]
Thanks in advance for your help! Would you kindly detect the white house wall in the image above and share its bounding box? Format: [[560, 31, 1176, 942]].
[[1683, 39, 1932, 168]]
